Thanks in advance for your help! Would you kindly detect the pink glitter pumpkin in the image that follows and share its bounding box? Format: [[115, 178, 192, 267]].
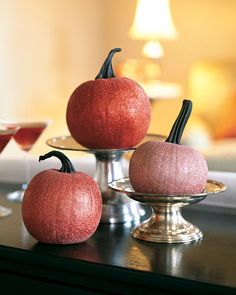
[[129, 100, 208, 195]]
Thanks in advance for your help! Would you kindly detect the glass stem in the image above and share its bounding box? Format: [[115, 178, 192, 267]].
[[22, 152, 31, 189]]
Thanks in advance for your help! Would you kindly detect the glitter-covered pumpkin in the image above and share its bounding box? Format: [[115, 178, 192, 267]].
[[22, 151, 102, 244], [66, 48, 151, 149], [129, 100, 208, 195]]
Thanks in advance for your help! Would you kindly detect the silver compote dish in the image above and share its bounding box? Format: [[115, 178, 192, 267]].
[[109, 177, 226, 243], [47, 134, 164, 224]]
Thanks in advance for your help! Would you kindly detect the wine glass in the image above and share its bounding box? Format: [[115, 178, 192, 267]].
[[1, 120, 50, 202], [0, 127, 19, 217]]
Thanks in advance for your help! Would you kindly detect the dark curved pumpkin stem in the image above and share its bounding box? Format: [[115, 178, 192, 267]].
[[95, 48, 121, 79], [39, 151, 76, 173], [165, 99, 192, 144]]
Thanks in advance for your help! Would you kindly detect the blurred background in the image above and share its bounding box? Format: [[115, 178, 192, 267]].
[[1, 0, 236, 172]]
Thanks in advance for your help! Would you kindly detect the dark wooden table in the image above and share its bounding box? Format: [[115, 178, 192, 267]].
[[0, 182, 236, 294]]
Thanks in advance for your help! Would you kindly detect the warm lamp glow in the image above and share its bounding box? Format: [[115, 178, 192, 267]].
[[130, 0, 177, 40], [142, 41, 164, 58], [129, 0, 177, 58]]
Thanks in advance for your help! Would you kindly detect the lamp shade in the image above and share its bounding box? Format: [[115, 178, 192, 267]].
[[129, 0, 178, 40]]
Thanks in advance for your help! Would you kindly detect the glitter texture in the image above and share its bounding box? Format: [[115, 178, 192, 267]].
[[22, 170, 102, 244], [129, 141, 208, 195], [66, 77, 151, 149]]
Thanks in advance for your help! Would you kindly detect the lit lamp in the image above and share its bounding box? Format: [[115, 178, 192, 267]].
[[118, 0, 182, 100], [129, 0, 178, 59]]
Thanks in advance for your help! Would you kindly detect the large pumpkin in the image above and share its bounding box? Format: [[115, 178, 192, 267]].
[[66, 48, 151, 149], [129, 100, 208, 195], [22, 151, 102, 244]]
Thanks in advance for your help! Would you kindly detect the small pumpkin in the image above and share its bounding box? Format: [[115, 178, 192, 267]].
[[22, 151, 102, 244], [129, 99, 208, 195], [66, 48, 151, 149]]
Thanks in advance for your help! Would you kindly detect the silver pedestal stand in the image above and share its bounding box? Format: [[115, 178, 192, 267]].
[[93, 150, 144, 223], [109, 178, 226, 243], [47, 135, 161, 224]]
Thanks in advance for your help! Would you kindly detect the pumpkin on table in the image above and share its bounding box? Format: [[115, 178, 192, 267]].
[[66, 48, 151, 149], [22, 151, 102, 244], [129, 99, 208, 195]]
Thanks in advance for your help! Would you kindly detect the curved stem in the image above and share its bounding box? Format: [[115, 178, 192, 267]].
[[39, 150, 76, 173], [95, 48, 121, 79], [165, 99, 192, 144]]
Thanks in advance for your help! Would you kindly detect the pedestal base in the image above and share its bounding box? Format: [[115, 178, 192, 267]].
[[131, 216, 203, 244], [131, 206, 203, 244], [109, 177, 226, 243]]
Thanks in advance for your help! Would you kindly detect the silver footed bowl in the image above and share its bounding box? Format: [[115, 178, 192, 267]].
[[109, 178, 226, 243], [46, 134, 165, 224]]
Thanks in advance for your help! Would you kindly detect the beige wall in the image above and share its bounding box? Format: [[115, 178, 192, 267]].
[[103, 0, 236, 89], [103, 0, 236, 136], [1, 0, 236, 154], [0, 0, 106, 154]]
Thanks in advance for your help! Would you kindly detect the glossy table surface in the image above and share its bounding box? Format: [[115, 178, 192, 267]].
[[0, 182, 236, 294]]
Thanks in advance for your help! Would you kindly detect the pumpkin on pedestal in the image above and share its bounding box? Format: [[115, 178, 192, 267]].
[[66, 48, 151, 149], [129, 99, 208, 195], [22, 151, 102, 244]]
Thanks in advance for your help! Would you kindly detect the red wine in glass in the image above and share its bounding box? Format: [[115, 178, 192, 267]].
[[7, 122, 48, 151], [0, 128, 19, 217], [0, 132, 14, 153], [2, 120, 50, 202]]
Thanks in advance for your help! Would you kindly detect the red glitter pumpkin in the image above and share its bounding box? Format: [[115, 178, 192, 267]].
[[66, 48, 151, 149], [22, 151, 102, 244], [129, 100, 208, 195]]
